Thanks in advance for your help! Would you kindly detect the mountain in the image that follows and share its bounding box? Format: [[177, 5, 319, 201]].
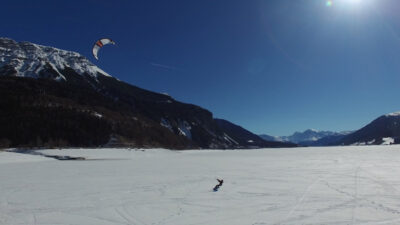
[[260, 110, 400, 147], [0, 38, 110, 80], [298, 131, 352, 146], [215, 119, 297, 148], [336, 112, 400, 146], [261, 110, 400, 147], [286, 129, 336, 144], [259, 134, 283, 142], [0, 38, 292, 149], [260, 129, 342, 144]]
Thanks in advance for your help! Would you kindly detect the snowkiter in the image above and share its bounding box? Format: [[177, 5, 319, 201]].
[[213, 179, 224, 192]]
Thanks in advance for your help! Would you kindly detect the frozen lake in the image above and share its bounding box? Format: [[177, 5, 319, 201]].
[[2, 146, 400, 225]]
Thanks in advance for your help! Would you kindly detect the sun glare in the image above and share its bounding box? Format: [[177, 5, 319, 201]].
[[347, 0, 362, 4], [326, 0, 367, 8]]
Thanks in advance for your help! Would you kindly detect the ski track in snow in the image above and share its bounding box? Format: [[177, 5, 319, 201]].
[[3, 146, 400, 224]]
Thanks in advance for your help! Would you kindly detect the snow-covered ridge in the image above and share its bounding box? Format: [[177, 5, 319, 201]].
[[0, 37, 111, 80], [385, 111, 400, 117]]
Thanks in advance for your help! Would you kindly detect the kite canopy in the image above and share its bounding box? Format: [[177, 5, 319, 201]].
[[92, 38, 116, 60]]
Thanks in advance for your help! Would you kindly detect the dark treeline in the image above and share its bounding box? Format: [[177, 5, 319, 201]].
[[0, 76, 190, 149], [0, 72, 293, 149]]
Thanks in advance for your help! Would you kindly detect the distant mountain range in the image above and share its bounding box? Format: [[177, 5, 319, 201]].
[[259, 129, 352, 146], [261, 112, 400, 146], [0, 37, 293, 149]]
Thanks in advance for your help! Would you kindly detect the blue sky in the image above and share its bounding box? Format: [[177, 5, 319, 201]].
[[2, 0, 400, 136]]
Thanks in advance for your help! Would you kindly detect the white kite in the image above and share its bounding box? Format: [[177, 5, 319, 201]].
[[92, 38, 116, 60]]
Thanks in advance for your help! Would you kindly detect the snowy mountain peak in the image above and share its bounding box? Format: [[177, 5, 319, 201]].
[[385, 111, 400, 117], [0, 37, 111, 81]]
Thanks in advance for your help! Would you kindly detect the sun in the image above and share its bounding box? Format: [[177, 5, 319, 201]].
[[326, 1, 333, 7]]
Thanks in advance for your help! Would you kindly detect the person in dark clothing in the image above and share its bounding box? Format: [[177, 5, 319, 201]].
[[213, 178, 224, 192]]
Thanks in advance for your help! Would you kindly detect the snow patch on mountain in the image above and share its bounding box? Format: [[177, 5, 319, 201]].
[[92, 112, 103, 118], [350, 138, 394, 146], [385, 112, 400, 117], [160, 118, 173, 132], [382, 137, 394, 145], [177, 121, 192, 139], [223, 133, 239, 145]]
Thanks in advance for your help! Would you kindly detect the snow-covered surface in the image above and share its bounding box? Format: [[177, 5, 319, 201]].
[[0, 151, 53, 165], [351, 141, 367, 146], [3, 146, 400, 224], [0, 37, 111, 80]]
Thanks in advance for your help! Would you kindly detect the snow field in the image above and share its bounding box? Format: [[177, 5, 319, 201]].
[[2, 146, 400, 224]]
